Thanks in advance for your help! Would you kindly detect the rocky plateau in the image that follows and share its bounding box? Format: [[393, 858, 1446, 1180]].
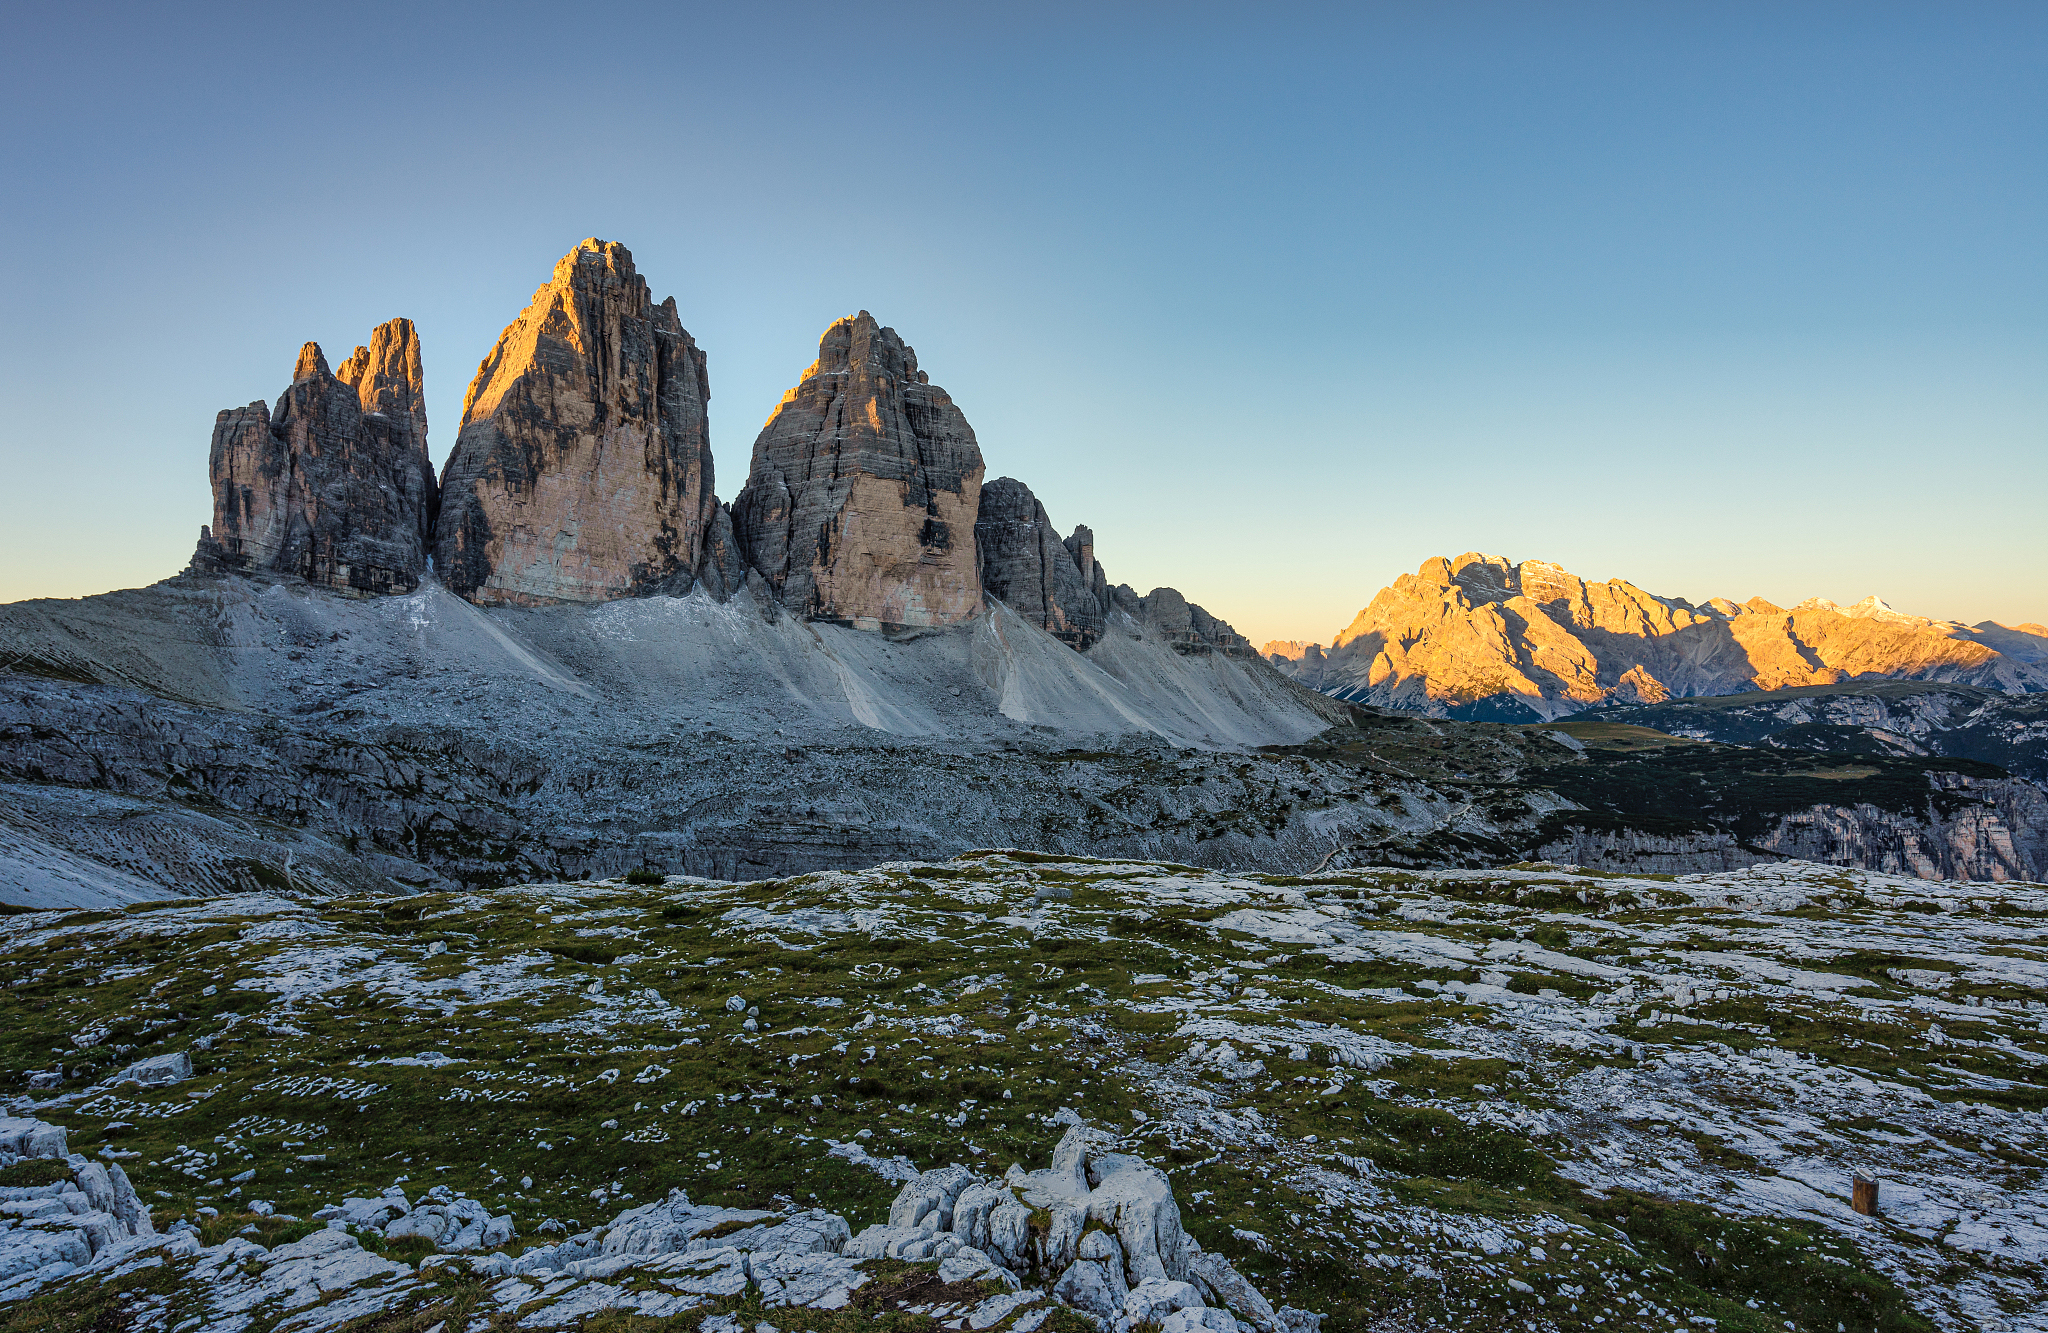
[[2, 854, 2043, 1332]]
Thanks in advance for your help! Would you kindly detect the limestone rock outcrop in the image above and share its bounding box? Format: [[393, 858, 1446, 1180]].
[[191, 321, 437, 595], [1110, 585, 1258, 658], [845, 1119, 1301, 1332], [1279, 553, 2048, 719], [732, 313, 984, 629], [434, 240, 714, 605], [974, 477, 1107, 649]]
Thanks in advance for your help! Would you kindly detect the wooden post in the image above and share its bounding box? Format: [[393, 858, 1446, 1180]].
[[1852, 1176, 1879, 1216]]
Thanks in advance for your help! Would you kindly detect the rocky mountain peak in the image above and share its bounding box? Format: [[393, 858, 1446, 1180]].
[[434, 239, 714, 605], [1446, 551, 1516, 603], [1284, 553, 2048, 719], [292, 342, 330, 382], [732, 313, 984, 629], [335, 318, 429, 456], [810, 309, 928, 384], [191, 320, 437, 596], [974, 478, 1107, 649]]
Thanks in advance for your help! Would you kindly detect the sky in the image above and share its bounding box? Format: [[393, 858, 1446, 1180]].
[[1, 1, 2042, 648]]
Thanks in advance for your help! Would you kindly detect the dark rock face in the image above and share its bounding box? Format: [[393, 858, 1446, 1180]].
[[1116, 585, 1258, 658], [731, 313, 985, 628], [1064, 524, 1112, 611], [434, 240, 714, 605], [689, 502, 751, 602], [192, 322, 436, 596], [973, 477, 1106, 650]]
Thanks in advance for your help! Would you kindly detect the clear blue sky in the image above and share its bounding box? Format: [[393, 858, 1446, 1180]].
[[3, 1, 2042, 647]]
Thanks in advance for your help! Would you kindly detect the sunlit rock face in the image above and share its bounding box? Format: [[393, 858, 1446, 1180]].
[[433, 239, 714, 605], [974, 478, 1106, 650], [191, 320, 437, 596], [1289, 552, 2048, 720], [732, 313, 985, 629]]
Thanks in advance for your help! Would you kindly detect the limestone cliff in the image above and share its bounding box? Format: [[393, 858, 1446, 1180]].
[[191, 321, 436, 596], [1281, 554, 2048, 719], [434, 240, 714, 605], [974, 478, 1106, 649], [731, 313, 984, 629]]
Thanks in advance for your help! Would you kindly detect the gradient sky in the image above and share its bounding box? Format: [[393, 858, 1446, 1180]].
[[2, 2, 2042, 648]]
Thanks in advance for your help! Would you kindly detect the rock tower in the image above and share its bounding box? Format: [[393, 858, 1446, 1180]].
[[192, 319, 436, 596], [433, 240, 715, 604], [731, 313, 985, 629]]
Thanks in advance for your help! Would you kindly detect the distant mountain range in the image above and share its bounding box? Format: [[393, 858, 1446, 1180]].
[[1267, 553, 2048, 721], [5, 247, 2044, 903]]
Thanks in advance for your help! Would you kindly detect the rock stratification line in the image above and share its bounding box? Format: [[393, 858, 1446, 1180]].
[[433, 239, 714, 605], [191, 320, 436, 596], [732, 312, 985, 629]]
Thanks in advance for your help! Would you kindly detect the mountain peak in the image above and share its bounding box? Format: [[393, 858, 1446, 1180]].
[[1279, 554, 2044, 719], [434, 240, 712, 605], [731, 313, 982, 629]]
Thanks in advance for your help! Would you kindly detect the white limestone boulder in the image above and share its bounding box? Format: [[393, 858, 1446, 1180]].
[[1126, 1277, 1208, 1325], [752, 1250, 869, 1308], [111, 1052, 192, 1088]]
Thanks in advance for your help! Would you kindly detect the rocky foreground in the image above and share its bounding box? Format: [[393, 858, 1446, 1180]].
[[3, 854, 2045, 1331]]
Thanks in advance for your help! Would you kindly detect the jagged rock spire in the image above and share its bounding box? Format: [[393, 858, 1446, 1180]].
[[731, 312, 985, 629], [433, 239, 714, 605], [192, 319, 436, 596]]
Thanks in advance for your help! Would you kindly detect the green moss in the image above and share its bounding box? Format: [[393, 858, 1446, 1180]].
[[1585, 1191, 1935, 1333], [0, 1159, 73, 1188]]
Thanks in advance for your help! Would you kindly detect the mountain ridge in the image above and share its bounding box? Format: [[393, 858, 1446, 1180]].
[[1271, 553, 2048, 720]]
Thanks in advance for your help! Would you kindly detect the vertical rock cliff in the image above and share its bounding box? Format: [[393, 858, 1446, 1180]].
[[974, 478, 1107, 649], [731, 313, 984, 629], [433, 240, 714, 605], [192, 321, 436, 596]]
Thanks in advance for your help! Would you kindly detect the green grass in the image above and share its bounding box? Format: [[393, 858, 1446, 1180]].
[[0, 852, 2017, 1333]]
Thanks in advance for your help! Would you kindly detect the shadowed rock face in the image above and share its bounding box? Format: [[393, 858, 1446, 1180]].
[[732, 313, 985, 629], [974, 477, 1106, 650], [1109, 585, 1258, 658], [192, 321, 436, 596], [434, 239, 714, 605]]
